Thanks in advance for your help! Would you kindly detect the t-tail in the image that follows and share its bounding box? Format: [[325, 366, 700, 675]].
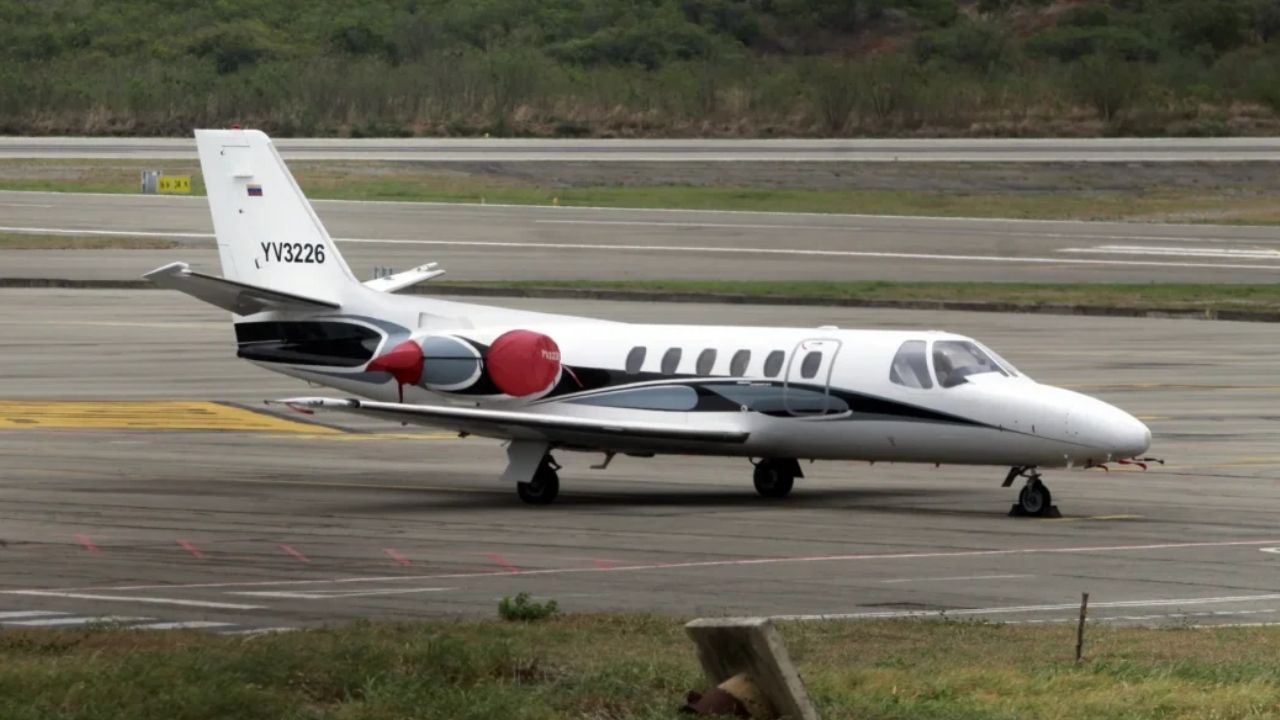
[[144, 128, 366, 316]]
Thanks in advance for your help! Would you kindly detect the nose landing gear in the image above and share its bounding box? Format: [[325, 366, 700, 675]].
[[1003, 466, 1061, 518], [752, 458, 802, 499]]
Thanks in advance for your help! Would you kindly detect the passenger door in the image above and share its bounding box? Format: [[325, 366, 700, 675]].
[[782, 338, 842, 416]]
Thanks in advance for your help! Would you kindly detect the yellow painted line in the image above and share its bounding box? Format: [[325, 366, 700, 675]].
[[0, 401, 339, 433]]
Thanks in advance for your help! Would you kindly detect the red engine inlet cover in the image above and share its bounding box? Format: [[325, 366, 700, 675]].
[[485, 330, 561, 397]]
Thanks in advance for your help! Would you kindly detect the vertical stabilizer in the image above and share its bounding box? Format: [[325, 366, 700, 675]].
[[195, 129, 355, 304]]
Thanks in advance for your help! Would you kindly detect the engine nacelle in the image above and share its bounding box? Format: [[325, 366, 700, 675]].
[[365, 329, 562, 401]]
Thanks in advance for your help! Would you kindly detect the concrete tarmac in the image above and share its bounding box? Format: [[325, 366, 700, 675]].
[[5, 136, 1280, 162], [3, 191, 1280, 284], [1, 289, 1278, 633]]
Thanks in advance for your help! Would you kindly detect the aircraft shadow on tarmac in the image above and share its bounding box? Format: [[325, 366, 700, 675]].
[[322, 482, 983, 516]]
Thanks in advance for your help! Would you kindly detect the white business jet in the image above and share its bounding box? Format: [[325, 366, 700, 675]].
[[146, 129, 1153, 515]]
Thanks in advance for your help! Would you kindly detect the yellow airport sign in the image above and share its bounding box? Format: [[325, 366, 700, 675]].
[[158, 175, 191, 194]]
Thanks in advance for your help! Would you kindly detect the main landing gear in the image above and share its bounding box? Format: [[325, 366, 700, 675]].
[[1003, 466, 1060, 518], [517, 455, 560, 505], [752, 458, 803, 499], [504, 440, 561, 506]]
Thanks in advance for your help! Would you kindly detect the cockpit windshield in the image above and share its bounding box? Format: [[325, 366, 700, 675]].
[[933, 340, 1008, 388], [975, 341, 1021, 378]]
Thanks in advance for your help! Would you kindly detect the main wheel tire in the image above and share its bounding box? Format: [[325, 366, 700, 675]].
[[753, 462, 795, 499], [517, 465, 560, 505], [1017, 480, 1052, 516]]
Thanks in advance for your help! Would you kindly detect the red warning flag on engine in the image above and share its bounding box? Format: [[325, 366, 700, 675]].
[[485, 330, 561, 397]]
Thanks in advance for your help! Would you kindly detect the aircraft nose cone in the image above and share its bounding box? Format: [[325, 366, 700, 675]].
[[1111, 410, 1151, 458]]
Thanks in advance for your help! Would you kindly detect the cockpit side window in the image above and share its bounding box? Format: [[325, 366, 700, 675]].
[[933, 340, 1008, 388], [889, 340, 932, 389]]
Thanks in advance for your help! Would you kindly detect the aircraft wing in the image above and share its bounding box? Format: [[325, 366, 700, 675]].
[[144, 261, 340, 315], [269, 396, 751, 447]]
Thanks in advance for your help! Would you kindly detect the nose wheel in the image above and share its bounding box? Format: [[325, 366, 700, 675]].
[[1004, 466, 1061, 518], [752, 458, 801, 498]]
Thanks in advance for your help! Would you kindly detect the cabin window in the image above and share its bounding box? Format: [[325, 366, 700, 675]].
[[696, 348, 716, 376], [799, 351, 822, 379], [763, 350, 785, 378], [730, 350, 751, 377], [661, 347, 682, 374], [933, 340, 1008, 388], [890, 340, 933, 389], [625, 346, 646, 374]]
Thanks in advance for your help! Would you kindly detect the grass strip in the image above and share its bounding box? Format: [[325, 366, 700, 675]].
[[0, 232, 177, 250], [0, 616, 1277, 720], [4, 159, 1280, 223], [429, 280, 1280, 318]]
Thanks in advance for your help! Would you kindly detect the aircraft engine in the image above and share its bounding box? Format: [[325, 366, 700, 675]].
[[367, 331, 560, 400], [484, 329, 562, 397]]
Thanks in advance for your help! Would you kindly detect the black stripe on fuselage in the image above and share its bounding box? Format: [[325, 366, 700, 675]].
[[543, 375, 986, 427]]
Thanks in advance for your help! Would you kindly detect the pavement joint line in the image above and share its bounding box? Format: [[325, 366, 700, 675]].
[[44, 537, 1280, 594]]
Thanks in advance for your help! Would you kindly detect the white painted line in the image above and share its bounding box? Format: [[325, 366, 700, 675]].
[[0, 203, 53, 208], [2, 223, 1279, 272], [336, 237, 1280, 272], [71, 536, 1280, 593], [0, 187, 1272, 229], [4, 615, 150, 627], [232, 586, 456, 600], [2, 590, 265, 610], [0, 610, 66, 620], [134, 621, 235, 630], [542, 219, 1280, 246], [880, 573, 1032, 584], [219, 627, 299, 636], [773, 593, 1280, 622], [1261, 547, 1280, 554], [0, 225, 212, 239], [1062, 244, 1280, 260], [537, 219, 860, 231]]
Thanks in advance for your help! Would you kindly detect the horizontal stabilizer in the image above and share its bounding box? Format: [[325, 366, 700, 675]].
[[268, 396, 751, 446], [362, 263, 446, 293], [143, 262, 340, 315]]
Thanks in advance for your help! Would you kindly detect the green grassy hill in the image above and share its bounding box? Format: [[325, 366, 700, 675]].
[[3, 0, 1280, 137]]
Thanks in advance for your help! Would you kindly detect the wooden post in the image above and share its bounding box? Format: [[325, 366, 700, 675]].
[[1075, 592, 1090, 663]]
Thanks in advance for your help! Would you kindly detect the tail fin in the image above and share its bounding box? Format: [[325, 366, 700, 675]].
[[195, 129, 357, 305]]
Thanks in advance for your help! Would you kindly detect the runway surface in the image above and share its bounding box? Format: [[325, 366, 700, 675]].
[[3, 191, 1280, 284], [4, 136, 1280, 162], [1, 289, 1277, 634]]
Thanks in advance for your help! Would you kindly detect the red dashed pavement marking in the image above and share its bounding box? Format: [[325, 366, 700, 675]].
[[592, 559, 614, 569], [484, 553, 519, 573], [383, 548, 411, 567], [177, 540, 205, 559], [280, 544, 310, 564], [75, 534, 98, 553]]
